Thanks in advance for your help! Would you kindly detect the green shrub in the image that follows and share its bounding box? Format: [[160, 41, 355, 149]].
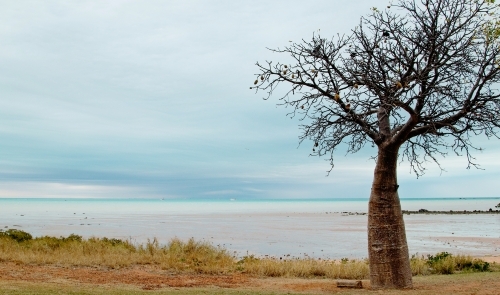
[[424, 252, 490, 274], [0, 229, 33, 242], [427, 252, 451, 264], [64, 234, 83, 242], [237, 255, 260, 264], [101, 237, 128, 246], [454, 255, 490, 272]]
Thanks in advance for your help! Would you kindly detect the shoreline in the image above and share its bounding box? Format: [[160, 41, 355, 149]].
[[2, 228, 499, 263], [2, 210, 499, 259], [333, 209, 500, 215], [403, 209, 500, 214], [2, 197, 499, 260]]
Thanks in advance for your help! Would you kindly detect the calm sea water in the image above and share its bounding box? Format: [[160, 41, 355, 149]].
[[0, 197, 498, 259]]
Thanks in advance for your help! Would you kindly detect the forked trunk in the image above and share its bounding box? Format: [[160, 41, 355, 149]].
[[368, 146, 412, 289]]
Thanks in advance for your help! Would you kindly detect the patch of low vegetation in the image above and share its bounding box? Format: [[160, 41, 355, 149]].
[[0, 229, 33, 242], [0, 230, 496, 280], [410, 252, 492, 275]]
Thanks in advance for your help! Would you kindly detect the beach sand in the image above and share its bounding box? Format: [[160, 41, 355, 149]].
[[479, 256, 500, 263]]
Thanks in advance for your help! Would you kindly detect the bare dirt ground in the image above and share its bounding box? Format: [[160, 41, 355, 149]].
[[1, 262, 500, 294]]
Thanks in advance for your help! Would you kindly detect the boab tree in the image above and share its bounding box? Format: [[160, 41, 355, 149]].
[[252, 0, 500, 289]]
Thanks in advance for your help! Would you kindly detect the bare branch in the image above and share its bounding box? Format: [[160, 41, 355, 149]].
[[253, 0, 500, 176]]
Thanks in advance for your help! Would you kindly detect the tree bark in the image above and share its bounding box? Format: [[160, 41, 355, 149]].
[[368, 145, 413, 289]]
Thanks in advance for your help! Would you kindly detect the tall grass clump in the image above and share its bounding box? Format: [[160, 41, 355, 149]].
[[143, 237, 235, 274]]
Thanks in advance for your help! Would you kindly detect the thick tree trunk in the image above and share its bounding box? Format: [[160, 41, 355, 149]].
[[368, 145, 412, 289]]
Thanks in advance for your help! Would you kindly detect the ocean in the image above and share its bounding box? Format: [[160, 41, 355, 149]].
[[1, 197, 498, 259]]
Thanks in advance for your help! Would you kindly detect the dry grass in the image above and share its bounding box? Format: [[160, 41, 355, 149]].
[[237, 256, 369, 279], [0, 230, 495, 280], [0, 233, 234, 274]]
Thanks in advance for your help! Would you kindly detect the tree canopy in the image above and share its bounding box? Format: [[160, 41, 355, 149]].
[[253, 0, 500, 176]]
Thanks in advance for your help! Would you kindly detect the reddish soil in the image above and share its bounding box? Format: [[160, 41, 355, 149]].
[[0, 262, 248, 290], [1, 262, 500, 294]]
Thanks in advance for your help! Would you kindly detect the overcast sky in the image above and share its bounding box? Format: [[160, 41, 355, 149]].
[[1, 0, 499, 200]]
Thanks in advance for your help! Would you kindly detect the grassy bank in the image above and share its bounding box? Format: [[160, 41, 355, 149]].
[[0, 229, 496, 280]]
